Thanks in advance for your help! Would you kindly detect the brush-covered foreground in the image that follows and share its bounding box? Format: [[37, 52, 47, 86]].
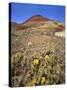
[[10, 30, 65, 87]]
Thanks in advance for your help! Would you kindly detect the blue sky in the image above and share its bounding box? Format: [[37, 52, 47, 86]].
[[10, 3, 65, 23]]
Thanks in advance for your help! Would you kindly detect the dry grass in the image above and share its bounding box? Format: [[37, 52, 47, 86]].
[[10, 28, 65, 87]]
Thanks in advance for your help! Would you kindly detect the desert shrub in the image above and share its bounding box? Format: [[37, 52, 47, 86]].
[[11, 33, 65, 86]]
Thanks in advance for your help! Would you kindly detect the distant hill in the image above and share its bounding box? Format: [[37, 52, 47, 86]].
[[11, 15, 65, 32]]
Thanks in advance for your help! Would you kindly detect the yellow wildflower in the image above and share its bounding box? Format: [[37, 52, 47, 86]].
[[33, 59, 39, 65], [45, 55, 49, 61], [31, 79, 36, 85], [41, 77, 46, 84]]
